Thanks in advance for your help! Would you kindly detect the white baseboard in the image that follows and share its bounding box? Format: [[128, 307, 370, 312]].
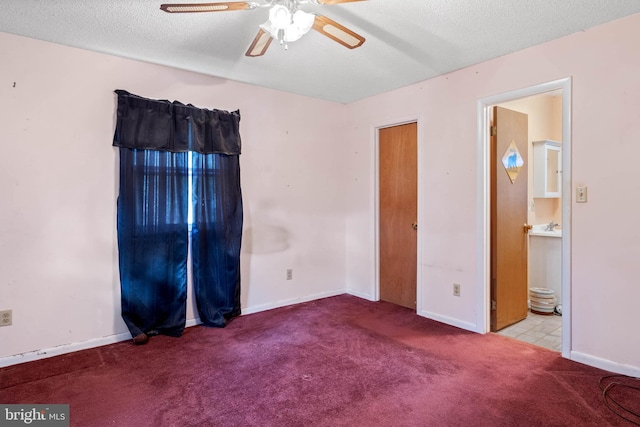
[[346, 288, 375, 301], [242, 289, 346, 315], [0, 291, 346, 368], [0, 332, 133, 368], [417, 312, 640, 377], [7, 296, 637, 380], [0, 316, 205, 368], [418, 309, 480, 333], [571, 351, 640, 378]]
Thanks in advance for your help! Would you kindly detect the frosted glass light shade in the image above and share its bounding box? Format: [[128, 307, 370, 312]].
[[269, 5, 291, 30], [289, 10, 315, 40], [262, 8, 315, 43]]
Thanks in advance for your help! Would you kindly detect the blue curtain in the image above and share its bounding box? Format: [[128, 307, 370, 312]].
[[117, 149, 189, 339], [192, 152, 243, 327], [113, 90, 242, 343]]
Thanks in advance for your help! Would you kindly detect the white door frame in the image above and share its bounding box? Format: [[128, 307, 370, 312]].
[[372, 114, 424, 313], [476, 78, 572, 358]]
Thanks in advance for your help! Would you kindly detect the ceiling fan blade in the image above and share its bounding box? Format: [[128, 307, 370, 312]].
[[160, 2, 255, 13], [312, 15, 365, 49], [314, 0, 366, 4], [245, 28, 273, 57]]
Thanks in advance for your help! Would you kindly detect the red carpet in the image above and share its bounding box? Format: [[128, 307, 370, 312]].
[[0, 295, 637, 426]]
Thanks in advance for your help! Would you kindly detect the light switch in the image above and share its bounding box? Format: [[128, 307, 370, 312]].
[[576, 186, 588, 203]]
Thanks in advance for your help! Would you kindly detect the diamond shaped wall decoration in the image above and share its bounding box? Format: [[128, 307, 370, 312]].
[[501, 140, 524, 183]]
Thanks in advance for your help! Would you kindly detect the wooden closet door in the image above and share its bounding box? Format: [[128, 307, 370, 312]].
[[379, 122, 417, 309]]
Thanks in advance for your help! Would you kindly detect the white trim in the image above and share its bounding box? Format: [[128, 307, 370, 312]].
[[419, 310, 478, 333], [241, 289, 345, 315], [347, 288, 376, 301], [370, 123, 379, 301], [0, 290, 346, 368], [0, 332, 132, 368], [476, 101, 491, 333], [372, 114, 424, 311], [560, 82, 572, 358], [571, 351, 640, 378], [476, 78, 572, 359]]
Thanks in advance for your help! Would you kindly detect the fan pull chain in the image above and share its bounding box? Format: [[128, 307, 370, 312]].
[[277, 28, 288, 50]]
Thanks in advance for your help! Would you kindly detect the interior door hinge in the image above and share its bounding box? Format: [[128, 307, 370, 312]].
[[490, 125, 497, 136], [491, 300, 497, 311]]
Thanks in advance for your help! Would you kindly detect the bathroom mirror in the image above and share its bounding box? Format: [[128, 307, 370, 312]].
[[546, 148, 559, 193], [533, 140, 561, 198]]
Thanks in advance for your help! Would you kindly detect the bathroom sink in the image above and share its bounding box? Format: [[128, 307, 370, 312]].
[[530, 224, 562, 237]]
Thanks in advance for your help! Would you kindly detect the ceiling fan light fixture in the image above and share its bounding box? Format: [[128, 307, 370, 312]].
[[291, 10, 315, 37], [160, 0, 367, 56], [262, 8, 314, 44], [269, 5, 292, 30]]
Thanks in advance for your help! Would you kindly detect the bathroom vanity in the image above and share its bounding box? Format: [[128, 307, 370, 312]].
[[529, 225, 561, 304]]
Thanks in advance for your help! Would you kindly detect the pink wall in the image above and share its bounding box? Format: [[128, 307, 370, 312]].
[[1, 12, 639, 375], [0, 32, 348, 362], [344, 13, 640, 374]]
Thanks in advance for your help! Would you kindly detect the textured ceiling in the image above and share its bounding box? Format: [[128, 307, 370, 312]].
[[1, 1, 639, 103]]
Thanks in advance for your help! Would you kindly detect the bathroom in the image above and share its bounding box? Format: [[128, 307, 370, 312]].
[[497, 91, 563, 350]]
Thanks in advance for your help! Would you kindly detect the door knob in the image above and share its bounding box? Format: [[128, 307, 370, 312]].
[[412, 223, 418, 231], [524, 223, 532, 233]]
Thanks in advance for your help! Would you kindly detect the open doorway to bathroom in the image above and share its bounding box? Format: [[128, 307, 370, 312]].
[[477, 78, 572, 358], [493, 92, 563, 351]]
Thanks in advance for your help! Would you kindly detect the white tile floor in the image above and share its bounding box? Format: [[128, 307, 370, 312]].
[[496, 311, 562, 351]]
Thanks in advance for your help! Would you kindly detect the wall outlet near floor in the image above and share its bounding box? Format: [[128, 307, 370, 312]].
[[286, 269, 293, 281], [0, 310, 12, 327], [453, 284, 461, 297]]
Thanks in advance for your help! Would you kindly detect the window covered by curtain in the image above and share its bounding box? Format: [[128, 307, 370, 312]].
[[192, 152, 243, 327], [113, 90, 242, 343], [117, 149, 189, 340]]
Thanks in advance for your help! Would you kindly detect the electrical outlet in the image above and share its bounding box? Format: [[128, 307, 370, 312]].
[[0, 310, 12, 327], [286, 269, 293, 280], [453, 284, 461, 297]]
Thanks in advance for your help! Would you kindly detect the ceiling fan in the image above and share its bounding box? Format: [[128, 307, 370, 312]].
[[160, 0, 367, 57]]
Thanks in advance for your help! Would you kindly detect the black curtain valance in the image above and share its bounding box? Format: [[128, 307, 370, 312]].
[[113, 90, 241, 155]]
